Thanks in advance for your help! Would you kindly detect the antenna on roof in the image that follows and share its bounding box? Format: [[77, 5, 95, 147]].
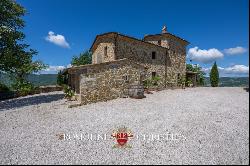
[[162, 25, 167, 34]]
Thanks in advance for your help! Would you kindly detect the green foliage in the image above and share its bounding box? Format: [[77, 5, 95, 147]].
[[12, 80, 35, 96], [186, 79, 193, 87], [198, 76, 205, 86], [210, 62, 219, 87], [57, 70, 68, 86], [0, 82, 10, 92], [71, 51, 92, 66], [181, 76, 186, 84], [186, 64, 206, 86], [143, 79, 153, 89], [178, 75, 186, 87], [152, 76, 161, 86], [57, 70, 64, 86], [143, 76, 161, 88], [63, 85, 75, 99], [186, 64, 195, 72], [0, 0, 47, 93]]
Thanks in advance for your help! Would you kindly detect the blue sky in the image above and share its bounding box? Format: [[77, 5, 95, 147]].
[[18, 0, 249, 76]]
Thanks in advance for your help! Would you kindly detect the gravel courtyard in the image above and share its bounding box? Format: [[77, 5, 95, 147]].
[[0, 87, 249, 165]]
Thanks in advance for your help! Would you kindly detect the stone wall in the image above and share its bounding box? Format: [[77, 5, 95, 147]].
[[90, 32, 188, 88], [166, 38, 187, 86], [69, 59, 145, 105], [143, 34, 187, 86], [115, 35, 187, 87], [92, 42, 116, 64], [92, 33, 117, 64], [115, 35, 167, 88]]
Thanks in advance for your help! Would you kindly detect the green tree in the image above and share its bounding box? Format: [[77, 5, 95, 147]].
[[57, 69, 69, 86], [210, 62, 219, 87], [186, 64, 206, 86], [71, 51, 92, 66], [0, 0, 46, 93], [57, 70, 64, 86]]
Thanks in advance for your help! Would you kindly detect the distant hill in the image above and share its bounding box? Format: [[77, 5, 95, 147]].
[[204, 77, 249, 87], [1, 73, 249, 88], [27, 74, 58, 86], [0, 73, 57, 87]]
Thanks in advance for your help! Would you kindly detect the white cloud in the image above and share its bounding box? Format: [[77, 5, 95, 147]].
[[37, 64, 72, 74], [188, 47, 224, 64], [202, 65, 249, 77], [224, 46, 248, 55], [45, 31, 70, 48], [44, 65, 66, 72], [67, 64, 72, 68], [223, 65, 249, 74]]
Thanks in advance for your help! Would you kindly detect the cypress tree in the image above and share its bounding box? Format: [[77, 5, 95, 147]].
[[210, 62, 219, 87]]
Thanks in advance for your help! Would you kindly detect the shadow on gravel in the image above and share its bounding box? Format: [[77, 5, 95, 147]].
[[243, 87, 249, 92], [0, 93, 64, 111]]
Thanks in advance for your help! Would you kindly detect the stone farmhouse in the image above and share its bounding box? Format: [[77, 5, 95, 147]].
[[66, 26, 192, 105]]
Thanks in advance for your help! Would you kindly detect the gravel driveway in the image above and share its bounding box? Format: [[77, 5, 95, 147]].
[[0, 87, 249, 165]]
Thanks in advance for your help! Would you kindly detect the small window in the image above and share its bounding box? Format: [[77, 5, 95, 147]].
[[123, 75, 129, 83], [152, 52, 156, 59], [104, 46, 108, 57], [158, 40, 161, 45], [152, 72, 156, 78]]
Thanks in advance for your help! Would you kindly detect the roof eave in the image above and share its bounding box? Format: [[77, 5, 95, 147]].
[[144, 33, 190, 45]]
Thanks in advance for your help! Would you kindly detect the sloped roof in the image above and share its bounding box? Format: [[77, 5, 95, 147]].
[[143, 33, 190, 45], [90, 32, 169, 52]]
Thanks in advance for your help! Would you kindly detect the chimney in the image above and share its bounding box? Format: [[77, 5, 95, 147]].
[[162, 25, 167, 34]]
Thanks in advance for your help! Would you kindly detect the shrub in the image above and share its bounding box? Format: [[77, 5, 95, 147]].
[[143, 76, 161, 89], [12, 80, 35, 96], [152, 76, 161, 86], [178, 76, 186, 88], [143, 78, 153, 89], [0, 83, 10, 92], [186, 79, 192, 87], [178, 76, 186, 85], [63, 85, 75, 100]]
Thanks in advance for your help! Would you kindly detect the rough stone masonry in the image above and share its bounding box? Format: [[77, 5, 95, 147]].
[[67, 26, 189, 105]]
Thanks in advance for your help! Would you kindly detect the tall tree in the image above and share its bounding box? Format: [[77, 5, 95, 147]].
[[71, 51, 92, 66], [0, 0, 46, 90], [210, 62, 219, 87]]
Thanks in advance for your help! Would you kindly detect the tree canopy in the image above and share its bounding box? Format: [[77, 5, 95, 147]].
[[71, 51, 92, 66], [0, 0, 46, 92]]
